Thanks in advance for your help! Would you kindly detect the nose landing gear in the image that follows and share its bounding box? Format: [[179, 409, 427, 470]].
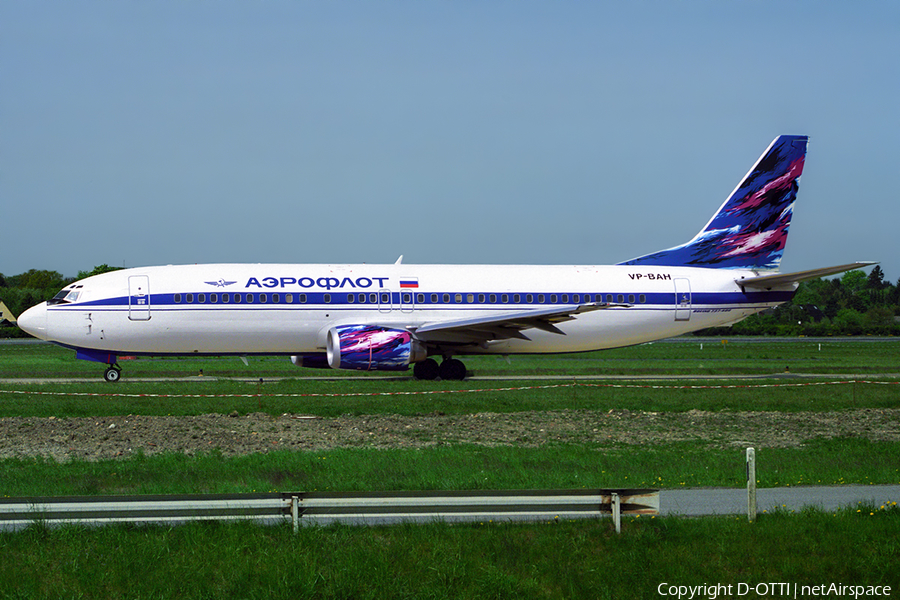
[[103, 365, 122, 383]]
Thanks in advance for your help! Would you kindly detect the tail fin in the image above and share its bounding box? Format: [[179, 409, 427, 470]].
[[619, 135, 808, 270]]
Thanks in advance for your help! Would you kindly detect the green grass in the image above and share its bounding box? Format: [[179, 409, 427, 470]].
[[1, 375, 897, 418], [2, 507, 899, 599], [1, 340, 899, 597], [2, 438, 898, 497], [2, 338, 899, 379]]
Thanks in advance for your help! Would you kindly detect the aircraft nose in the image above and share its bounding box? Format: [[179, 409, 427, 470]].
[[17, 302, 48, 339]]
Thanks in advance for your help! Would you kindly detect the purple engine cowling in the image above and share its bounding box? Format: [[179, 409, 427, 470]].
[[326, 325, 426, 371]]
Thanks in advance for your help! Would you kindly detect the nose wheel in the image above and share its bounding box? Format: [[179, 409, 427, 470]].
[[104, 365, 122, 383]]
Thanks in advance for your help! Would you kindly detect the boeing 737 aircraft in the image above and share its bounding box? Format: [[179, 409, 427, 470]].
[[17, 135, 873, 382]]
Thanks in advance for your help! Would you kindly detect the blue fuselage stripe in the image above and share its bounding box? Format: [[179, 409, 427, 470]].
[[57, 289, 792, 312]]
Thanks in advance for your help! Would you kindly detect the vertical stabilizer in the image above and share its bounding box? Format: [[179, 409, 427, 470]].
[[620, 135, 808, 270]]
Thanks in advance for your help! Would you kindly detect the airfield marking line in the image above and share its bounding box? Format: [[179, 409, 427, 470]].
[[0, 380, 897, 399]]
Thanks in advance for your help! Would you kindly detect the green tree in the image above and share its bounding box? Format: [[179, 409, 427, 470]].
[[9, 269, 69, 290], [76, 264, 123, 280]]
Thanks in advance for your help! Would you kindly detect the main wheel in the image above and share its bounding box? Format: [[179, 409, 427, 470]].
[[413, 358, 440, 380], [103, 366, 121, 383], [439, 358, 467, 381]]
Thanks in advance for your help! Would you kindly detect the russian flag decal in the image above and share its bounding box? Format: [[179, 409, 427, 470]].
[[399, 278, 418, 288]]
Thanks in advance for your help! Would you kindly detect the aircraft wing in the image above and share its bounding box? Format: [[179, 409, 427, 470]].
[[736, 261, 877, 290], [409, 302, 617, 343]]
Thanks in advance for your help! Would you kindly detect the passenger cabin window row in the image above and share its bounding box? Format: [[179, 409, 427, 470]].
[[172, 292, 648, 305], [174, 293, 308, 304]]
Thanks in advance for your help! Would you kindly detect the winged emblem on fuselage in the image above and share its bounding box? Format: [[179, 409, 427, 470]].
[[204, 279, 238, 287]]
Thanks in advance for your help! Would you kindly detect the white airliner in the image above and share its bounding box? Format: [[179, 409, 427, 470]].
[[17, 135, 873, 382]]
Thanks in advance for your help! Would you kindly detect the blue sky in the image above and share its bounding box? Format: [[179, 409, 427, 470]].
[[3, 2, 898, 281]]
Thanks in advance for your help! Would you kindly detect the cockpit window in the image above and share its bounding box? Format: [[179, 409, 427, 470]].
[[48, 287, 81, 305]]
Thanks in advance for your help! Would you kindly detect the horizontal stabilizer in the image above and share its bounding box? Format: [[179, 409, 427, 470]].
[[736, 262, 877, 290]]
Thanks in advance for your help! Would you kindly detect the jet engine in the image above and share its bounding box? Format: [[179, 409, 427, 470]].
[[326, 325, 426, 371]]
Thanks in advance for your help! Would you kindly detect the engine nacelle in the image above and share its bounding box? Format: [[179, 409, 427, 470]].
[[326, 325, 426, 371]]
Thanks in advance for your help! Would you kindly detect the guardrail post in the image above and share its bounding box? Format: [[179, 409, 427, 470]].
[[291, 496, 299, 533], [746, 447, 757, 523], [611, 492, 621, 533]]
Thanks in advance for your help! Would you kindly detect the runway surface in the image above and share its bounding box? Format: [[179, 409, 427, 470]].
[[661, 485, 900, 516]]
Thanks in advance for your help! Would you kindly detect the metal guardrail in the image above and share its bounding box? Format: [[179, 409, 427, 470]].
[[0, 488, 658, 533]]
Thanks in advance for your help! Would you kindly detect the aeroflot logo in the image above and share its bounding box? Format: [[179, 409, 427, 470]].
[[244, 276, 390, 290]]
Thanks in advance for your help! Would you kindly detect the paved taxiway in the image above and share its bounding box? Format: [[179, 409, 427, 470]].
[[661, 485, 900, 516]]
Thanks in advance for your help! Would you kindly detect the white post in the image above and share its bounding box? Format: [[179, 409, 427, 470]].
[[292, 495, 299, 533], [612, 492, 621, 533], [746, 448, 757, 522]]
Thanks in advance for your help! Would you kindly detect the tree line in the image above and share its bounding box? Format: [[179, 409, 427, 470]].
[[697, 265, 899, 336], [2, 265, 897, 337]]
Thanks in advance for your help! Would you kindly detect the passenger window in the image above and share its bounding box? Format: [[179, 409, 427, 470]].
[[550, 294, 558, 303], [222, 294, 230, 304], [285, 294, 293, 303], [234, 294, 242, 304], [617, 294, 624, 303], [210, 293, 218, 304], [403, 293, 412, 303], [467, 294, 474, 303], [526, 294, 533, 303], [381, 293, 390, 304], [639, 294, 646, 303], [478, 294, 486, 303], [431, 294, 438, 303], [573, 294, 580, 303], [273, 294, 280, 304], [501, 294, 509, 303], [246, 294, 254, 303], [174, 293, 182, 304], [628, 294, 635, 303], [198, 293, 206, 304], [513, 294, 520, 303], [359, 293, 366, 303], [186, 293, 194, 304], [299, 294, 307, 303], [369, 293, 377, 303], [489, 294, 497, 303], [324, 294, 331, 304], [561, 294, 568, 303], [455, 294, 462, 303], [417, 294, 425, 303], [260, 294, 267, 303], [538, 294, 545, 303], [348, 294, 355, 303], [606, 294, 613, 303], [442, 294, 450, 303]]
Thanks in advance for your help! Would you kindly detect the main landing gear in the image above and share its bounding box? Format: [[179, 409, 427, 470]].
[[413, 357, 467, 381], [103, 365, 122, 383]]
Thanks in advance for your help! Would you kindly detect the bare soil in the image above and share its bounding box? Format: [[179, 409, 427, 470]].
[[2, 408, 899, 462]]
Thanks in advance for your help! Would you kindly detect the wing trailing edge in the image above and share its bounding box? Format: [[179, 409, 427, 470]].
[[410, 303, 614, 343]]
